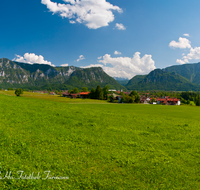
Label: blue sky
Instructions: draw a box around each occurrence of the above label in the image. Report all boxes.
[1,0,200,79]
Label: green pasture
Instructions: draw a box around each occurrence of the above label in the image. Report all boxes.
[0,93,200,189]
[0,91,108,104]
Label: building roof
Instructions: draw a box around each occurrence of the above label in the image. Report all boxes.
[157,97,180,102]
[80,92,90,95]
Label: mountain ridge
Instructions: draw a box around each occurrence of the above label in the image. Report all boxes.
[2,57,200,91]
[126,64,200,91]
[0,58,125,90]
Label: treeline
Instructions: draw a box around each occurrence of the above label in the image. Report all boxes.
[90,85,109,100]
[109,91,140,103]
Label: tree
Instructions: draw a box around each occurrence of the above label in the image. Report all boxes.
[55,90,58,94]
[72,87,79,94]
[129,95,135,103]
[15,88,23,96]
[196,94,200,106]
[90,88,96,99]
[121,93,126,103]
[82,87,88,92]
[150,97,156,103]
[130,91,140,103]
[103,86,109,100]
[95,85,103,100]
[99,90,104,100]
[59,91,63,97]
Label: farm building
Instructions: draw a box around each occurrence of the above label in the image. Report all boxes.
[140,96,150,103]
[157,98,181,105]
[69,93,80,99]
[62,91,70,97]
[80,92,90,98]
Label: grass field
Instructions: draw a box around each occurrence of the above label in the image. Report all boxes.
[0,91,109,104]
[0,91,200,189]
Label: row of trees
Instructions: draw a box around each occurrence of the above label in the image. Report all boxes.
[120,91,140,103]
[90,85,109,100]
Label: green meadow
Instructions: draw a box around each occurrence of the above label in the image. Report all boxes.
[0,92,200,189]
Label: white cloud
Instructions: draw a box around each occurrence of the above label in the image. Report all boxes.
[69,20,76,24]
[99,53,155,79]
[114,51,121,55]
[77,55,85,62]
[176,47,200,64]
[169,37,191,49]
[97,56,102,59]
[60,63,69,67]
[13,53,52,66]
[81,64,104,68]
[176,59,186,64]
[183,33,190,37]
[41,0,122,29]
[115,23,126,30]
[82,52,155,79]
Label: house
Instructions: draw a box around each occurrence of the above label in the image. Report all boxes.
[49,92,55,95]
[123,92,131,95]
[69,93,80,99]
[80,92,90,98]
[157,97,181,105]
[109,89,116,92]
[115,91,121,94]
[62,92,70,97]
[109,93,122,103]
[140,96,150,104]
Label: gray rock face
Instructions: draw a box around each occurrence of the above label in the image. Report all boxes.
[0,58,79,86]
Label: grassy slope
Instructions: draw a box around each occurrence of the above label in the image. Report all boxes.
[0,93,200,189]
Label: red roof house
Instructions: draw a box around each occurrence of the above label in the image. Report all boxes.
[157,97,180,105]
[80,92,90,98]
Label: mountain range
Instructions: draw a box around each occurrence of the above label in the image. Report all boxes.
[1,58,200,91]
[126,62,200,91]
[0,58,125,90]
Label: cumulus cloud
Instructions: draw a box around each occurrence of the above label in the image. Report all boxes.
[97,56,102,59]
[176,47,200,64]
[13,53,52,66]
[83,52,156,79]
[115,23,126,30]
[41,0,122,29]
[114,51,121,55]
[60,63,69,67]
[176,59,186,64]
[81,64,104,68]
[77,55,85,62]
[169,37,191,49]
[183,33,190,37]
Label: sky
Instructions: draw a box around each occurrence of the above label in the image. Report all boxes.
[1,0,200,79]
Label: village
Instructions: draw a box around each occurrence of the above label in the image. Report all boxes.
[29,90,181,105]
